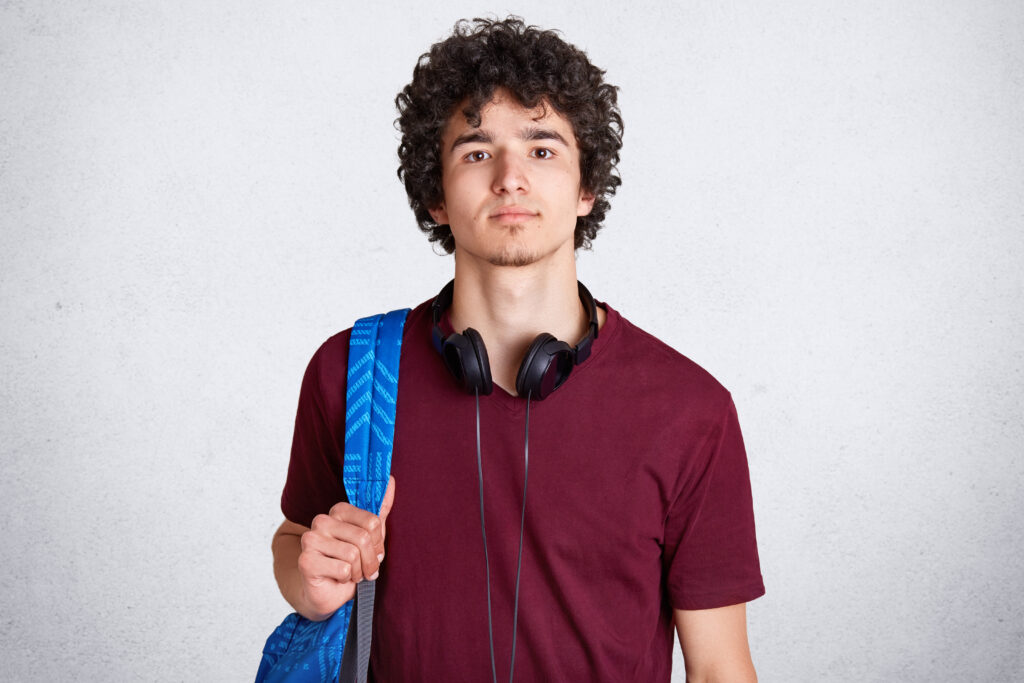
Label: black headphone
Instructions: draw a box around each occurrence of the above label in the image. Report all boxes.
[431,279,599,400]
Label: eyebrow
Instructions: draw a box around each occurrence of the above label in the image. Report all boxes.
[449,126,570,152]
[450,131,492,151]
[522,126,569,147]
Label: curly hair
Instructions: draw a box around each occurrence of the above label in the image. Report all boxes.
[395,17,623,253]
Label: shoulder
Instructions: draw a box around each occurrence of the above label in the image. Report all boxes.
[302,299,434,388]
[601,304,734,415]
[303,327,352,386]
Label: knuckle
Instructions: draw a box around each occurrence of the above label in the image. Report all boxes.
[354,529,372,548]
[328,501,352,518]
[311,514,330,531]
[365,517,382,534]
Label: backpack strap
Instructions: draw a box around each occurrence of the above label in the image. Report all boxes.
[339,308,409,683]
[343,313,381,510]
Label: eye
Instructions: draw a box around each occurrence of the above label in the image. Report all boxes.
[531,148,555,159]
[464,150,491,162]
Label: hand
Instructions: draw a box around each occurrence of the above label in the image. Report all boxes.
[297,476,396,619]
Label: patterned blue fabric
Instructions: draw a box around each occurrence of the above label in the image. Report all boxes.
[255,606,352,683]
[365,310,404,513]
[343,314,382,512]
[256,309,409,683]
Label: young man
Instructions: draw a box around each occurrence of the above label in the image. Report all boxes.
[272,18,764,682]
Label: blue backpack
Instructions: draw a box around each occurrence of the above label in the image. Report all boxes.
[256,309,410,683]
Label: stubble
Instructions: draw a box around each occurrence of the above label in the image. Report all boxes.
[485,223,538,267]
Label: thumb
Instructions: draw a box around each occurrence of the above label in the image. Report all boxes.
[378,476,396,528]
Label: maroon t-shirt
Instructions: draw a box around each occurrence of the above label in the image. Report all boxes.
[282,299,764,682]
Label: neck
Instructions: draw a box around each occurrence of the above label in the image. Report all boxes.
[449,253,590,395]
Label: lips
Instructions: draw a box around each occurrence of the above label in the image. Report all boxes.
[489,206,538,220]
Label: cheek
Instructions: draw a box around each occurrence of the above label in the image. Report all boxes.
[445,174,486,216]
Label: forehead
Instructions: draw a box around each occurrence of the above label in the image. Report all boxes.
[441,90,576,141]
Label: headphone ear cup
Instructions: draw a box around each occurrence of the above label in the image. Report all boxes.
[441,333,474,394]
[516,333,573,400]
[461,327,493,395]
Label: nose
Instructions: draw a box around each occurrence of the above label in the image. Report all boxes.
[492,153,529,195]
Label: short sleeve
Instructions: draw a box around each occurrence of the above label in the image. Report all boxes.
[280,334,351,528]
[663,399,765,610]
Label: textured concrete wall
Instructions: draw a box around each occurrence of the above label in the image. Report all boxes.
[1,1,1021,680]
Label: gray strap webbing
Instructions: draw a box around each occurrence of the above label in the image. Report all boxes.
[338,579,376,683]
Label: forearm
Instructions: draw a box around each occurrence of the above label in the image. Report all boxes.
[676,604,757,683]
[685,663,757,683]
[271,524,338,622]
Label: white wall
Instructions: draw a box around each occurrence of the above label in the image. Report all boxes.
[2,1,1021,680]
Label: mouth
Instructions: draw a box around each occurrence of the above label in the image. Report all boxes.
[489,206,538,223]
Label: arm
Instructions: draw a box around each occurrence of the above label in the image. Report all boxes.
[272,476,395,622]
[675,603,757,683]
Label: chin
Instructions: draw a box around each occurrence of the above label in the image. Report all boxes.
[487,247,539,268]
[477,228,538,267]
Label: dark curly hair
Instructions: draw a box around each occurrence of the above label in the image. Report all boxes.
[395,17,623,253]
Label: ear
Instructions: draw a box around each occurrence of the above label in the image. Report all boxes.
[576,189,596,217]
[428,202,449,225]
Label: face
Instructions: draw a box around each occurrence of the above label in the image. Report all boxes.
[429,90,595,268]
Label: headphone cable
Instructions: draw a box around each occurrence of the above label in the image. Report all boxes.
[475,388,498,683]
[475,387,531,683]
[509,391,530,683]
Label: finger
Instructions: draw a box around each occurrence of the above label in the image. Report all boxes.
[297,547,360,617]
[326,504,387,557]
[303,574,357,619]
[327,501,378,527]
[379,476,396,524]
[330,500,389,548]
[377,476,396,551]
[306,518,380,580]
[298,543,356,584]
